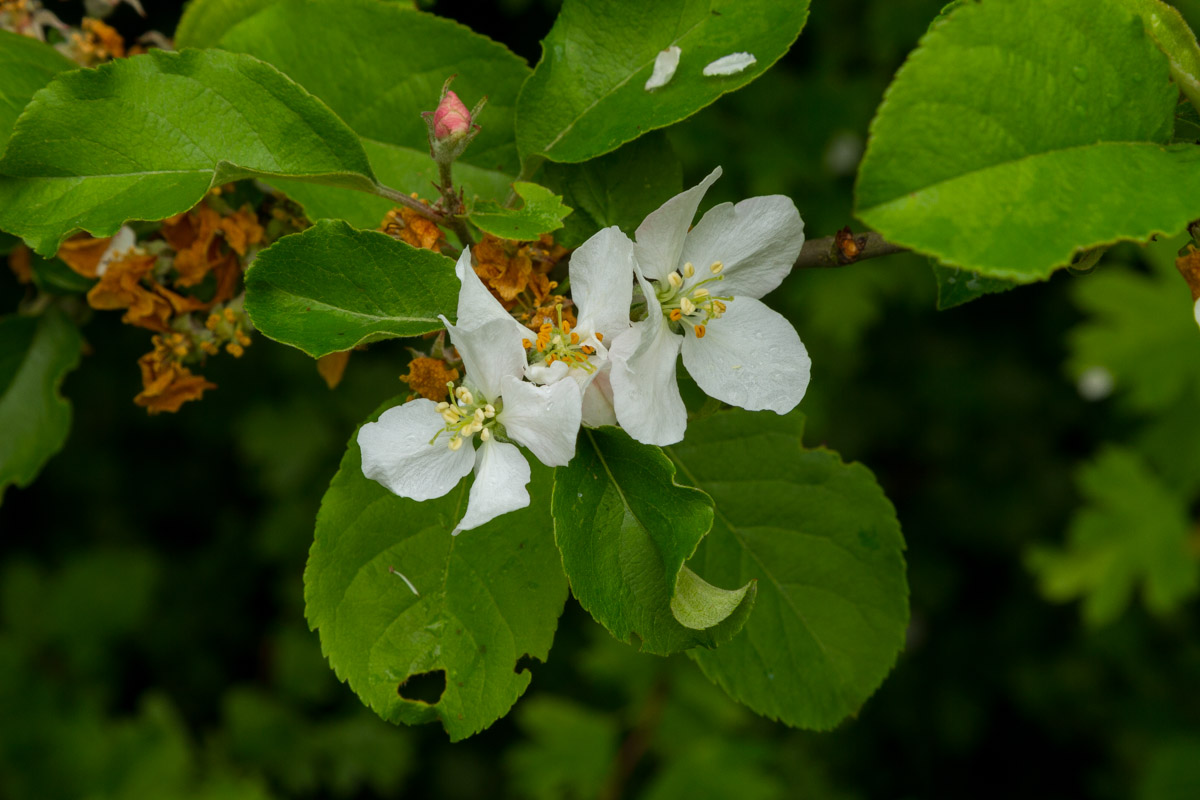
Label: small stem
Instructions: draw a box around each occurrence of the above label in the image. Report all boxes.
[435,160,475,248]
[793,230,907,269]
[373,183,447,223]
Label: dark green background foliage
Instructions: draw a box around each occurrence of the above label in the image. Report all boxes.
[3,1,1200,798]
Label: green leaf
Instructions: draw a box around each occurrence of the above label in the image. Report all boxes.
[174,0,284,49]
[216,0,527,222]
[468,182,571,241]
[243,219,459,359]
[1026,447,1199,627]
[553,427,756,656]
[855,0,1196,281]
[516,0,811,163]
[0,311,81,504]
[0,49,378,256]
[275,139,513,230]
[0,30,74,156]
[932,264,1018,311]
[667,409,909,730]
[305,400,569,741]
[1066,246,1200,413]
[505,696,619,800]
[541,132,683,247]
[29,254,95,295]
[1130,0,1200,109]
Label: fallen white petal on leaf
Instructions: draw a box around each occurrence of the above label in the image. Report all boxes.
[645,45,682,91]
[702,52,757,76]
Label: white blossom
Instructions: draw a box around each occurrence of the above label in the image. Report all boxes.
[609,166,810,446]
[358,251,581,533]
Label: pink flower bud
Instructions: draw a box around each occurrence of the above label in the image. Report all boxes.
[433,90,472,139]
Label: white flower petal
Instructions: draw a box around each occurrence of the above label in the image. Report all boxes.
[644,45,681,91]
[581,368,617,427]
[634,167,722,282]
[680,296,809,414]
[442,315,527,400]
[610,312,687,446]
[455,440,531,534]
[358,400,475,500]
[499,374,582,467]
[453,247,512,330]
[1195,297,1200,329]
[97,225,137,276]
[527,359,570,385]
[680,195,805,299]
[702,52,756,76]
[570,226,636,341]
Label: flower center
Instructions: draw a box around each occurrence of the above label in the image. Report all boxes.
[522,303,601,373]
[654,260,732,338]
[430,382,502,450]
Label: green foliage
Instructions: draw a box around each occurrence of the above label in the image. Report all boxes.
[0,49,378,256]
[468,182,572,240]
[931,265,1018,310]
[553,427,756,656]
[505,696,619,800]
[0,311,80,506]
[244,219,459,358]
[1138,739,1200,800]
[1027,447,1199,627]
[1066,243,1200,413]
[305,400,569,740]
[669,410,909,730]
[516,0,811,163]
[856,0,1193,280]
[1131,0,1200,108]
[541,132,684,247]
[641,743,784,800]
[174,0,285,49]
[216,0,526,226]
[0,30,74,155]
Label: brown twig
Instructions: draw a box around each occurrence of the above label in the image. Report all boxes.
[793,227,907,269]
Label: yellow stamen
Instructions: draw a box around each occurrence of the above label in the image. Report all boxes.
[692,287,710,298]
[522,338,532,349]
[667,272,683,289]
[223,308,237,323]
[595,332,604,342]
[683,262,695,278]
[448,436,464,451]
[226,342,244,357]
[669,309,683,321]
[480,428,492,442]
[710,261,724,274]
[570,331,580,344]
[694,324,707,338]
[680,297,696,315]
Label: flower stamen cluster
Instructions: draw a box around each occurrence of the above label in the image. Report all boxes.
[523,305,599,373]
[651,261,732,339]
[433,382,500,450]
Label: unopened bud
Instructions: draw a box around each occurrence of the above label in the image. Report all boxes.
[433,90,472,140]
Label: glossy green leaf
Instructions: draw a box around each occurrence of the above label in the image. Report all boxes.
[541,132,683,247]
[1026,447,1199,627]
[305,400,569,741]
[468,182,570,241]
[217,0,526,223]
[0,49,379,257]
[516,0,810,163]
[505,696,618,800]
[0,30,73,156]
[668,410,909,730]
[553,427,756,656]
[243,219,459,359]
[1130,0,1200,108]
[1066,245,1200,413]
[174,0,283,49]
[856,0,1197,281]
[0,311,81,505]
[932,264,1018,311]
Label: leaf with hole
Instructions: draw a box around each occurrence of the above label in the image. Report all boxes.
[305,400,569,740]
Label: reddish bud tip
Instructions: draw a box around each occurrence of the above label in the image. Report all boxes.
[433,90,472,139]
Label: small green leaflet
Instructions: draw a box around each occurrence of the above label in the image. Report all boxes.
[1026,447,1199,627]
[0,30,74,155]
[305,400,569,741]
[668,410,909,730]
[931,264,1018,310]
[0,49,379,256]
[516,0,810,163]
[856,0,1199,281]
[553,427,756,656]
[469,183,572,241]
[1128,0,1200,109]
[0,311,82,506]
[243,220,459,359]
[216,0,525,225]
[541,132,683,247]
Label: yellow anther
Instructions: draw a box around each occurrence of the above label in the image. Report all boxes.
[205,314,219,331]
[522,338,532,349]
[710,261,724,274]
[455,386,466,399]
[236,331,252,347]
[694,324,707,338]
[570,332,580,344]
[223,308,238,323]
[669,309,683,321]
[692,287,710,298]
[667,272,683,289]
[582,345,595,355]
[595,332,604,342]
[683,262,695,278]
[226,342,245,358]
[173,345,189,357]
[562,319,572,335]
[448,436,464,451]
[436,401,450,412]
[474,408,486,422]
[680,297,696,315]
[714,300,727,313]
[480,428,492,442]
[483,404,496,418]
[441,408,461,424]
